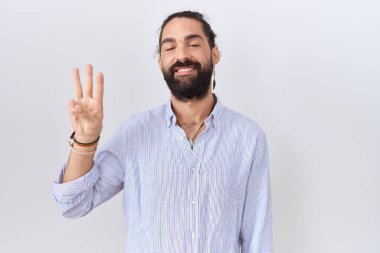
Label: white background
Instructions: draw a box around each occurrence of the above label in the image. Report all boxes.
[0,0,379,252]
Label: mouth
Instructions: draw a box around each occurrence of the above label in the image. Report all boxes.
[174,66,196,76]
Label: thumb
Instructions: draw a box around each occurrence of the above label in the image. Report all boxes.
[67,99,83,116]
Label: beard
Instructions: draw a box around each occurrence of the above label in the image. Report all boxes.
[162,57,214,102]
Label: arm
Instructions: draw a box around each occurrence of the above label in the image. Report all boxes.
[51,64,125,218]
[63,64,104,182]
[52,126,126,218]
[240,131,273,253]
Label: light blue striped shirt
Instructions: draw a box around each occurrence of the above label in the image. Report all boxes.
[52,94,273,253]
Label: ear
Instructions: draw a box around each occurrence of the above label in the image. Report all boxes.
[211,47,220,65]
[158,57,163,72]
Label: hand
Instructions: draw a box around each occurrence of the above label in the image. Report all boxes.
[67,64,104,143]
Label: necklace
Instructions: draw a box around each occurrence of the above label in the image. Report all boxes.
[176,120,204,144]
[175,95,216,145]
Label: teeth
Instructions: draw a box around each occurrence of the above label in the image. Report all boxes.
[177,68,193,73]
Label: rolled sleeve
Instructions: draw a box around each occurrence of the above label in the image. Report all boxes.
[52,163,99,203]
[51,122,127,218]
[51,164,100,218]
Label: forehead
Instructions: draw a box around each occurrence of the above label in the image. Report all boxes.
[161,18,206,42]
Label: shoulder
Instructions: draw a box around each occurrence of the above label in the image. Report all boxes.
[217,104,268,162]
[220,106,266,141]
[118,103,167,132]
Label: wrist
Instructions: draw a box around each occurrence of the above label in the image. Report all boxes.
[70,131,100,147]
[72,142,97,151]
[68,138,98,156]
[70,143,97,155]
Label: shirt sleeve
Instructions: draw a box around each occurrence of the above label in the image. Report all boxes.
[240,131,273,253]
[51,124,126,218]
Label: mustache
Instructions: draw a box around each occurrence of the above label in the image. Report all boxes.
[169,59,202,75]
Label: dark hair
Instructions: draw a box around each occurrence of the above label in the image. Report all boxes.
[157,11,217,55]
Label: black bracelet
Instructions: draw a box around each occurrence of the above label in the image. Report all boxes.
[70,131,100,147]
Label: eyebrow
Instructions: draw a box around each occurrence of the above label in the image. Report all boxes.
[161,34,204,46]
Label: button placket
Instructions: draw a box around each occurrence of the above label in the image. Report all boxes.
[190,164,200,253]
[188,130,209,253]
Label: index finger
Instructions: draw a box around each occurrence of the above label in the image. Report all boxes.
[72,67,83,100]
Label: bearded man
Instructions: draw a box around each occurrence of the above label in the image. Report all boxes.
[52,10,273,253]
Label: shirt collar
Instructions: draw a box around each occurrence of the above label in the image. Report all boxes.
[164,93,224,128]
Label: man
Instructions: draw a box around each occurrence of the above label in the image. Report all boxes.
[52,11,273,253]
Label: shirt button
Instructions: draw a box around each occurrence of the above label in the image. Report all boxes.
[191,232,195,239]
[192,200,196,205]
[192,167,196,172]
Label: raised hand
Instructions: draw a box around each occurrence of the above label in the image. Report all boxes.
[67,64,104,143]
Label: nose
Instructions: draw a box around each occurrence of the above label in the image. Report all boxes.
[174,45,190,62]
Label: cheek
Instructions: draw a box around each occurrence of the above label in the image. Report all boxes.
[195,52,211,64]
[161,63,172,74]
[160,57,171,70]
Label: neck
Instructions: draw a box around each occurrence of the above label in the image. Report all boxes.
[171,89,215,127]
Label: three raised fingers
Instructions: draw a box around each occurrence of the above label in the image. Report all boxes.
[72,64,104,103]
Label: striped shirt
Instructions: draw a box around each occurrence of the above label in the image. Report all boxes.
[52,94,273,253]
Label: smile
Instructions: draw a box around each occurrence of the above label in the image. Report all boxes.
[174,67,196,76]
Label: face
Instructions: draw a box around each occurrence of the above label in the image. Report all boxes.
[158,18,220,101]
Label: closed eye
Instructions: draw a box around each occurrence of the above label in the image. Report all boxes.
[190,44,200,47]
[165,47,175,51]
